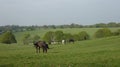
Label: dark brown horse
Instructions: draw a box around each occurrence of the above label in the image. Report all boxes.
[34,41,49,53]
[69,39,75,43]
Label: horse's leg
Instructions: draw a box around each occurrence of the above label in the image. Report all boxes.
[43,48,44,53]
[43,48,47,53]
[36,47,38,53]
[45,48,47,53]
[38,47,40,53]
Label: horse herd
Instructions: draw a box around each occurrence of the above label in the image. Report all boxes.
[33,39,75,53]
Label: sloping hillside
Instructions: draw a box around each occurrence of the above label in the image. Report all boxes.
[0,36,120,67]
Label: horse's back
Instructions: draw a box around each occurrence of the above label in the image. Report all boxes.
[34,41,49,48]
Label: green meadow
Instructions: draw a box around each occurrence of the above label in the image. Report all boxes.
[0,28,120,67]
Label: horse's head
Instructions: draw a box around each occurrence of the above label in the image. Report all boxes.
[45,43,49,49]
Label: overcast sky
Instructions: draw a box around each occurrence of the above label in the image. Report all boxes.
[0,0,120,26]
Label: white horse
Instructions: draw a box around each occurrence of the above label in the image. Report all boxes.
[62,40,65,44]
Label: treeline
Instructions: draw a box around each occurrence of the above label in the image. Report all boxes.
[43,30,89,44]
[0,25,35,34]
[21,28,120,45]
[0,28,120,44]
[0,22,120,34]
[43,28,120,44]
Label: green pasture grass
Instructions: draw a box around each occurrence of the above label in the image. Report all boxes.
[0,36,120,67]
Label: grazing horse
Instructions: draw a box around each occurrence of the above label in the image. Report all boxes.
[62,40,65,44]
[34,41,49,53]
[69,39,75,43]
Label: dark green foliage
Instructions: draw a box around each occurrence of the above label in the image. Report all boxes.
[0,31,17,44]
[94,28,112,38]
[78,31,89,41]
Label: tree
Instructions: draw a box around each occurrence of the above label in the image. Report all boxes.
[43,25,48,29]
[50,25,56,29]
[73,34,79,41]
[0,31,17,44]
[78,31,89,41]
[63,33,73,42]
[54,30,64,42]
[94,28,112,38]
[107,22,117,27]
[23,34,31,45]
[94,23,107,28]
[43,31,54,43]
[113,29,120,36]
[33,35,40,43]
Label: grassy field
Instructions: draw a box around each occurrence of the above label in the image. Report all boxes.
[0,35,120,67]
[0,28,120,67]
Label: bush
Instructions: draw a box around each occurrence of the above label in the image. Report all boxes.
[78,31,89,41]
[73,34,79,41]
[63,33,73,42]
[112,29,120,36]
[94,28,112,38]
[33,35,40,43]
[43,31,54,43]
[0,31,17,44]
[54,30,64,42]
[43,30,90,43]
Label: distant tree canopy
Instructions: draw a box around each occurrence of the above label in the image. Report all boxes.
[0,31,17,44]
[94,28,112,38]
[0,22,119,33]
